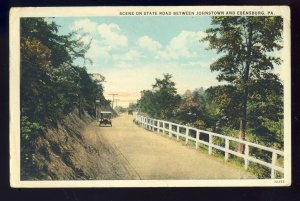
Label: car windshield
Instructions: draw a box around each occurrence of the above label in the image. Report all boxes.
[100,113,111,118]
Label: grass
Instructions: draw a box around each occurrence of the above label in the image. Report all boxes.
[138,123,284,179]
[227,154,245,167]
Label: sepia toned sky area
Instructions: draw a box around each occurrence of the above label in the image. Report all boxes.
[51,16,282,107]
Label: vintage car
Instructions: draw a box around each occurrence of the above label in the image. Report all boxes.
[99,111,112,127]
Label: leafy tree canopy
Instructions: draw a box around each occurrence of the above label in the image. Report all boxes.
[202,16,283,150]
[139,74,180,119]
[203,16,283,84]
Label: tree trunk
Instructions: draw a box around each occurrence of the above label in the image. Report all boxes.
[238,22,253,153]
[238,86,248,153]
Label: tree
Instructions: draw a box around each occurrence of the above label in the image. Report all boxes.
[206,85,242,130]
[247,73,283,148]
[202,16,283,152]
[20,18,93,124]
[176,92,200,125]
[20,18,107,177]
[21,18,91,67]
[139,74,180,119]
[128,102,139,111]
[152,74,181,119]
[175,89,215,130]
[139,90,156,116]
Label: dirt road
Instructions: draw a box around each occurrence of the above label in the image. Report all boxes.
[92,114,255,179]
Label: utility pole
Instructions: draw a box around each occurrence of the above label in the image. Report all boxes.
[109,93,118,109]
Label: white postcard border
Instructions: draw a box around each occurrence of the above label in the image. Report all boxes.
[9,6,291,187]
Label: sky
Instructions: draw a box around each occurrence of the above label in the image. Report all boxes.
[51,16,282,107]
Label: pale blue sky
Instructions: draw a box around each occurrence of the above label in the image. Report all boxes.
[51,16,282,107]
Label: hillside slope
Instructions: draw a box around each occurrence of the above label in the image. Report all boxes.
[21,109,134,180]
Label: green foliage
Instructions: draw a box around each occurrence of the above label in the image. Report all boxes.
[202,16,283,152]
[139,90,156,116]
[136,16,284,179]
[206,85,242,130]
[174,89,217,130]
[206,79,283,149]
[247,74,284,148]
[21,115,43,144]
[20,115,43,178]
[203,16,283,84]
[20,18,107,175]
[21,18,91,67]
[128,102,139,111]
[21,17,104,126]
[139,74,181,119]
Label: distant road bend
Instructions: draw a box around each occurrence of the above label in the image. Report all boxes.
[91,114,255,179]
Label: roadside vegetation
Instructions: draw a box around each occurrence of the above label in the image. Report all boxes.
[20,16,284,179]
[20,18,109,178]
[137,16,284,178]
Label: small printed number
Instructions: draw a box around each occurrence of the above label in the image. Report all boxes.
[274,179,284,183]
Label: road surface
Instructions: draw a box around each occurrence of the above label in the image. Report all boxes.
[91,114,255,179]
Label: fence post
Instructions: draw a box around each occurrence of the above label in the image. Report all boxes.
[152,119,155,131]
[271,152,278,179]
[146,118,148,129]
[176,126,179,141]
[208,134,212,155]
[225,138,229,161]
[135,116,285,177]
[185,127,189,144]
[196,131,200,149]
[244,144,249,170]
[158,121,162,133]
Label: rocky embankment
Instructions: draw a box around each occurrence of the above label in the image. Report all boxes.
[21,109,133,180]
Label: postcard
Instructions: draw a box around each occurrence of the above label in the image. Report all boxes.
[10,6,291,187]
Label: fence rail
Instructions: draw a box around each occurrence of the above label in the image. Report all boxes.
[134,115,284,179]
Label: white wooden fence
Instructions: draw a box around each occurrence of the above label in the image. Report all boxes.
[134,115,284,179]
